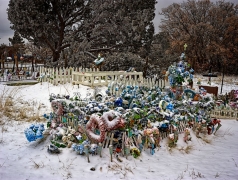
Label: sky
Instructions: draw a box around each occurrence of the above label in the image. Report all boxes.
[0,0,237,45]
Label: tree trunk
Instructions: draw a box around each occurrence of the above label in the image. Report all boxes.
[63,51,68,68]
[143,56,149,78]
[16,56,18,72]
[53,51,60,63]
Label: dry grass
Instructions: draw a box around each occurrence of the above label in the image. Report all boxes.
[30,158,44,169]
[189,169,205,179]
[184,145,193,154]
[178,145,194,154]
[107,162,134,178]
[1,126,8,133]
[201,137,212,144]
[0,86,45,122]
[0,86,21,118]
[18,107,29,119]
[176,172,185,180]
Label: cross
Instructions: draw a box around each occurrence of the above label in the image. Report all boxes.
[184,43,188,51]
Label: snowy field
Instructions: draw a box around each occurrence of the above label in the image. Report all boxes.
[0,75,238,180]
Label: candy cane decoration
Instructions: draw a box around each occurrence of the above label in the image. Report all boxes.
[86,114,106,143]
[101,110,125,131]
[85,110,125,143]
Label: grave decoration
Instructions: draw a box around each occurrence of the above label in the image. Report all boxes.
[39,83,221,161]
[167,53,194,87]
[24,124,45,142]
[23,62,223,162]
[94,54,105,65]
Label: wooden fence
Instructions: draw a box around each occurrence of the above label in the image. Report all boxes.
[210,109,238,119]
[39,66,167,88]
[39,66,73,85]
[72,69,143,87]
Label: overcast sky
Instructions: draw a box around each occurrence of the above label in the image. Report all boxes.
[0,0,237,45]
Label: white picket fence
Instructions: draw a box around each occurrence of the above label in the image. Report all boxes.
[210,109,238,119]
[39,66,167,88]
[72,69,143,87]
[39,66,73,85]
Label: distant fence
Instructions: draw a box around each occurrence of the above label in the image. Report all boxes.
[0,65,44,82]
[210,109,238,119]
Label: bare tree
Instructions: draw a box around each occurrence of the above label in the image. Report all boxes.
[159,0,238,73]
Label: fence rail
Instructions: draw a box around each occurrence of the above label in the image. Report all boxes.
[29,67,168,89]
[39,66,72,85]
[210,109,238,119]
[72,69,144,87]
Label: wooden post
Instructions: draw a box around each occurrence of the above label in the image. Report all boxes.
[84,144,90,163]
[98,143,102,157]
[14,54,18,72]
[125,145,130,159]
[109,145,113,162]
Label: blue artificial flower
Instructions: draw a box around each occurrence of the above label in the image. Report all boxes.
[180,53,185,60]
[39,124,45,132]
[180,67,185,73]
[166,103,174,111]
[24,128,36,142]
[35,129,43,139]
[115,97,123,107]
[184,71,190,77]
[29,124,34,130]
[33,124,39,132]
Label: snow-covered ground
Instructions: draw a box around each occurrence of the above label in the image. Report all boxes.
[0,76,238,180]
